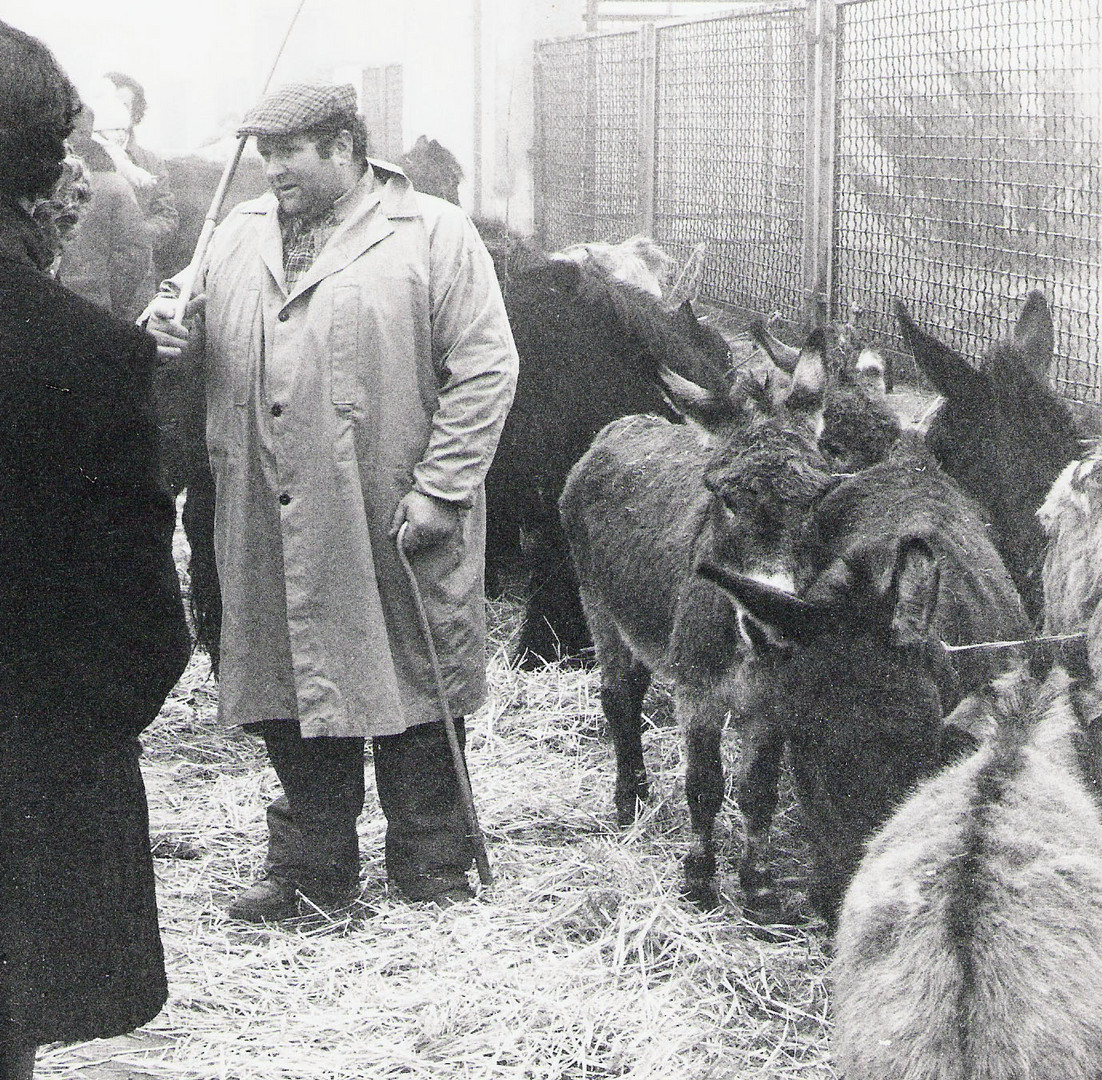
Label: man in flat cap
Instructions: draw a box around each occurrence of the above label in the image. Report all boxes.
[147,81,518,920]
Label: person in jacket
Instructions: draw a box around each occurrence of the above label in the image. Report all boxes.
[0,20,192,1080]
[96,71,180,299]
[146,81,518,921]
[56,105,153,320]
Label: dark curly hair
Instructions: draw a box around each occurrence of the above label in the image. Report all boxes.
[104,70,146,125]
[303,112,372,166]
[0,20,82,202]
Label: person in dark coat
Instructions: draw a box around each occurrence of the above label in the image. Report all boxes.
[0,20,192,1080]
[56,106,153,321]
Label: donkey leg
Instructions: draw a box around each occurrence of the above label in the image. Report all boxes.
[735,711,790,922]
[517,516,593,668]
[602,659,653,827]
[588,607,652,826]
[680,692,725,910]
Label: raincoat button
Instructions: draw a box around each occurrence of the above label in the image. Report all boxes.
[279,493,291,505]
[278,310,289,322]
[271,403,283,417]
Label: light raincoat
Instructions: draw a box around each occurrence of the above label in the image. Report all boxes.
[164,165,517,737]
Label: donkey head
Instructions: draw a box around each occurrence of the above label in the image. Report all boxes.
[896,291,1080,622]
[661,335,833,596]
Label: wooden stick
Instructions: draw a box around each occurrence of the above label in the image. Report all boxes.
[172,0,309,322]
[397,522,494,888]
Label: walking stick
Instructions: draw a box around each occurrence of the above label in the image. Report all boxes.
[172,0,310,323]
[396,522,494,888]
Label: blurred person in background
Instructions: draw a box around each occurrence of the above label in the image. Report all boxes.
[95,71,179,297]
[55,104,153,320]
[146,81,518,922]
[0,19,191,1080]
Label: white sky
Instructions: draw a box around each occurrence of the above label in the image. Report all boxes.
[2,0,488,155]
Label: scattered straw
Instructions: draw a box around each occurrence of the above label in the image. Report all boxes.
[38,520,835,1080]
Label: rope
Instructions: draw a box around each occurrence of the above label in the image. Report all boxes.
[941,631,1087,654]
[396,523,493,887]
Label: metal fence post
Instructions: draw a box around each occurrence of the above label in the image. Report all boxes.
[532,45,549,250]
[637,23,658,237]
[802,0,838,324]
[584,37,598,239]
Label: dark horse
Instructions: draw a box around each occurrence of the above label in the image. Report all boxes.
[488,249,733,666]
[398,136,463,206]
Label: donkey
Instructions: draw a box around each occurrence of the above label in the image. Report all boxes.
[895,291,1082,623]
[698,440,1029,927]
[749,311,901,473]
[832,660,1102,1080]
[559,337,832,912]
[1038,441,1102,677]
[550,236,675,302]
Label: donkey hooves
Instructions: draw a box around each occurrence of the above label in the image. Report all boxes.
[682,851,720,910]
[614,791,650,828]
[682,878,722,911]
[740,890,803,938]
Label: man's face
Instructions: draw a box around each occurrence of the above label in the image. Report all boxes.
[256,134,347,217]
[114,85,136,126]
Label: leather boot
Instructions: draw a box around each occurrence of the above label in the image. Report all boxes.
[228,722,365,919]
[226,869,361,922]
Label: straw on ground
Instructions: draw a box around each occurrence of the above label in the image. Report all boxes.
[40,525,835,1080]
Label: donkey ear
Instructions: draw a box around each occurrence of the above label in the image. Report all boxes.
[1012,291,1054,380]
[748,316,802,375]
[697,561,817,643]
[894,298,986,405]
[784,327,828,434]
[887,537,941,647]
[658,366,733,432]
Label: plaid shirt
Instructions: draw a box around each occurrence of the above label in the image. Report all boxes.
[280,207,338,290]
[277,172,378,290]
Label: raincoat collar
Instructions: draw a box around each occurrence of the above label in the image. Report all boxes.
[249,160,422,300]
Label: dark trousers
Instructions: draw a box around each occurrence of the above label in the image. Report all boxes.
[252,719,474,901]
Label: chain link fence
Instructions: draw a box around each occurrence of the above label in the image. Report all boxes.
[653,8,807,320]
[533,0,1102,401]
[534,31,642,245]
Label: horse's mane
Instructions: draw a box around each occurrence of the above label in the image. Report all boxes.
[558,260,733,399]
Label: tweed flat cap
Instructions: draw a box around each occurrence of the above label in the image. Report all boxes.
[238,81,358,136]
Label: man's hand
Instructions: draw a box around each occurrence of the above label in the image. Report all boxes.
[390,490,461,554]
[93,134,157,189]
[142,294,206,362]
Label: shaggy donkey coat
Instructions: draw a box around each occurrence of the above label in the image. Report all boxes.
[1038,442,1102,676]
[560,341,831,913]
[491,256,732,667]
[832,664,1102,1080]
[699,440,1028,926]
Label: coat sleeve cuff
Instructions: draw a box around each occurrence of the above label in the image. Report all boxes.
[412,482,473,511]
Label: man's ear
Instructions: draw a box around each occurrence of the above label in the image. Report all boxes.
[331,129,354,165]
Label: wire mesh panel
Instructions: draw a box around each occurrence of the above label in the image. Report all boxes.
[653,8,808,321]
[534,31,643,250]
[833,0,1102,399]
